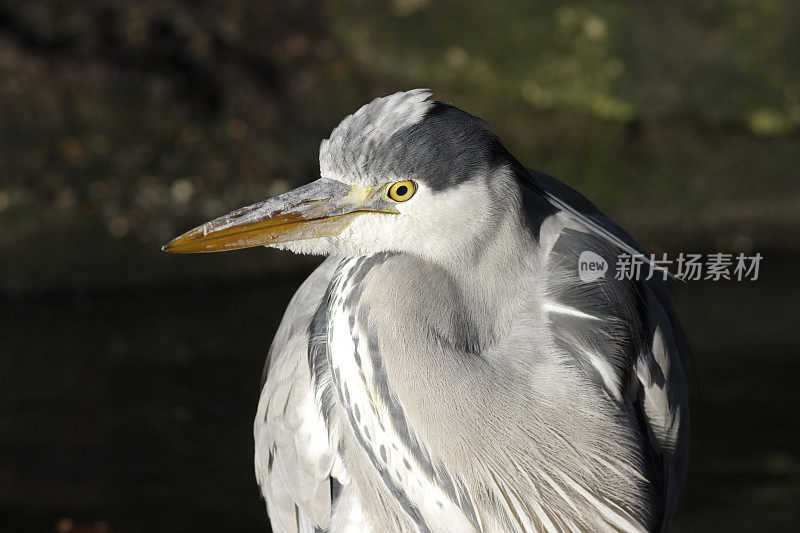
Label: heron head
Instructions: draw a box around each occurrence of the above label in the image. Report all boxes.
[163,89,519,264]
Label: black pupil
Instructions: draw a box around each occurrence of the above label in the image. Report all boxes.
[396,185,408,196]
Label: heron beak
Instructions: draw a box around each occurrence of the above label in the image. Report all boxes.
[163,178,396,254]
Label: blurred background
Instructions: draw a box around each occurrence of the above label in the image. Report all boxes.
[1,0,798,531]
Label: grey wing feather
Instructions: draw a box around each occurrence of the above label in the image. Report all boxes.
[535,169,690,530]
[524,167,676,280]
[636,282,690,532]
[254,256,343,533]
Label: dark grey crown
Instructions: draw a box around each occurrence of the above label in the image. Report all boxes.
[319,89,514,191]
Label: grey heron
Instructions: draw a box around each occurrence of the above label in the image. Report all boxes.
[164,89,689,532]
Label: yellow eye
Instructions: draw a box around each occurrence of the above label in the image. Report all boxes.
[387,180,416,202]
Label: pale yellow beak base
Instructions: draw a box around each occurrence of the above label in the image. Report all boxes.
[162,179,396,254]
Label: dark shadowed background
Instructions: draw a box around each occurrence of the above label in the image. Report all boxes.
[1,1,798,531]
